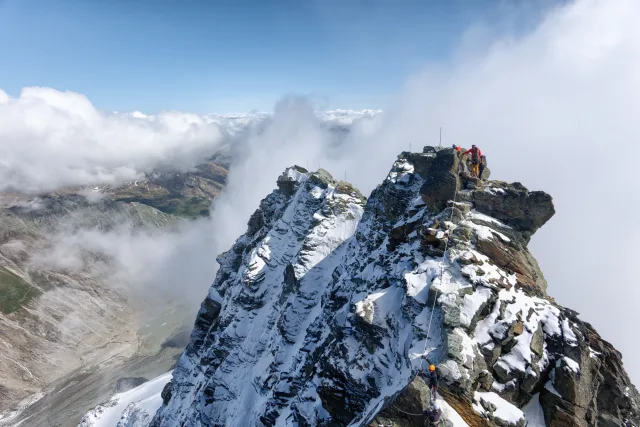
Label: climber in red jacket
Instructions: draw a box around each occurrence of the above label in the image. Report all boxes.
[462,145,482,177]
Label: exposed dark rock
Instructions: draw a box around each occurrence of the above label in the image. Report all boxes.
[184,296,222,358]
[246,208,265,237]
[276,166,307,196]
[474,182,555,242]
[480,166,491,181]
[160,380,173,406]
[530,323,545,358]
[406,147,461,213]
[372,377,458,427]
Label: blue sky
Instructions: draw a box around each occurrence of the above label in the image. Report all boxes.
[0,0,554,113]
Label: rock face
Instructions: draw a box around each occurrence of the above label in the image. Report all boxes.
[149,147,639,427]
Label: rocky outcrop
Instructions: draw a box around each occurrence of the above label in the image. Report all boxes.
[147,146,638,427]
[539,312,640,427]
[409,147,461,214]
[370,377,455,427]
[474,181,555,243]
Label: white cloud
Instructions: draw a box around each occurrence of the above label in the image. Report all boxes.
[13,198,45,211]
[0,87,225,194]
[78,188,106,204]
[30,217,217,310]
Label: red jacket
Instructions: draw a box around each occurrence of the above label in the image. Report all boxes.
[463,147,482,158]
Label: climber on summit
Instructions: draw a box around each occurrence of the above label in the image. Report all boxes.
[462,144,483,178]
[423,402,442,426]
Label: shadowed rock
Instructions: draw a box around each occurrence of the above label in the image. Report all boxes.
[411,147,461,213]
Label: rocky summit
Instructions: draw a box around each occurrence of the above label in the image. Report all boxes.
[145,146,638,426]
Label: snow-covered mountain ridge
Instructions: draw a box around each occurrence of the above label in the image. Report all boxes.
[104,146,638,426]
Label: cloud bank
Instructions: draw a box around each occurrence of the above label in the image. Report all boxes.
[30,217,217,311]
[0,87,225,193]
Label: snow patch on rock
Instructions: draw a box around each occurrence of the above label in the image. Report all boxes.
[473,391,525,426]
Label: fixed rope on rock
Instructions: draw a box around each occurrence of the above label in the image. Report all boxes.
[420,155,461,375]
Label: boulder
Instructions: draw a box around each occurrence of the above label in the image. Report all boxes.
[473,392,526,427]
[478,371,494,391]
[457,189,475,203]
[530,324,545,358]
[439,293,462,328]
